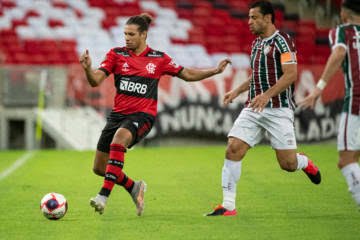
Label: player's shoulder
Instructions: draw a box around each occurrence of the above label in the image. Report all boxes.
[110,47,130,56]
[273,31,295,50]
[334,23,355,34]
[338,23,351,29]
[145,48,166,58]
[275,31,293,42]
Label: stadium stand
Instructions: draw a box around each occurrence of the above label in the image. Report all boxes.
[0,0,337,67]
[0,0,342,149]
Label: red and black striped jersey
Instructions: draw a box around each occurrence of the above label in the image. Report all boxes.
[98,46,183,117]
[329,24,360,115]
[247,30,297,109]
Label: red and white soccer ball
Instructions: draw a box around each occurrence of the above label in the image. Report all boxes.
[40,192,68,220]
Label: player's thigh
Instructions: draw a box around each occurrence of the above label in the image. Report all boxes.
[337,113,360,152]
[228,108,265,148]
[263,108,297,150]
[96,117,123,154]
[112,128,133,147]
[118,114,154,148]
[93,150,109,176]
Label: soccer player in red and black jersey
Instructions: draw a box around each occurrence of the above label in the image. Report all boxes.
[206,1,321,216]
[79,13,231,215]
[300,0,360,207]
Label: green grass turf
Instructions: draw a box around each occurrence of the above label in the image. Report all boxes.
[0,144,359,240]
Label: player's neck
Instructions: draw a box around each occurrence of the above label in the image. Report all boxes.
[260,25,276,39]
[133,43,147,55]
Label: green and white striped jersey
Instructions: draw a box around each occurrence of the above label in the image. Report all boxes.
[248,30,297,109]
[329,24,360,115]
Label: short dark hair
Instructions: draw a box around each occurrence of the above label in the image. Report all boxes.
[249,0,275,23]
[342,0,360,14]
[126,13,153,32]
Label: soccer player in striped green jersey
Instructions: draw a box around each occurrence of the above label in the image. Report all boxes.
[300,0,360,207]
[206,0,321,217]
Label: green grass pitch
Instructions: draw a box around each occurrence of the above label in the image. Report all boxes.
[0,144,359,240]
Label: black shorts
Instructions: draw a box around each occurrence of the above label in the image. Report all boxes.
[97,111,155,153]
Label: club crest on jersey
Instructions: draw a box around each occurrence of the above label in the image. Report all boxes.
[146,63,156,74]
[263,45,271,55]
[122,62,129,72]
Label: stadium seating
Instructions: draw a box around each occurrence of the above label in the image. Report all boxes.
[0,0,336,111]
[0,0,334,67]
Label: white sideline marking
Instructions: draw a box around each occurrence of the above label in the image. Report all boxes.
[0,151,35,181]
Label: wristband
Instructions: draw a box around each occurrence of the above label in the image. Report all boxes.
[316,79,327,90]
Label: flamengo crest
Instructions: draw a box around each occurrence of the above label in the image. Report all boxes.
[146,63,156,74]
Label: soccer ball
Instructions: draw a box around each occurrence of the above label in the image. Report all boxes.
[40,192,68,220]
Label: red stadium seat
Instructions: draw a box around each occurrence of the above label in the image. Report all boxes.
[0,0,336,114]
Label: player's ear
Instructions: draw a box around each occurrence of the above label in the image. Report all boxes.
[141,30,148,40]
[264,14,271,23]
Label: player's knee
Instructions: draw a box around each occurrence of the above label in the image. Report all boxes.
[279,161,297,172]
[337,152,357,169]
[338,159,352,169]
[226,143,245,160]
[92,167,105,176]
[338,161,345,169]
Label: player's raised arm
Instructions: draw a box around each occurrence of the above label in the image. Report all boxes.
[79,49,107,87]
[178,58,231,82]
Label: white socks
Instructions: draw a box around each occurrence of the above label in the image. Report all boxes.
[222,159,242,210]
[341,163,360,205]
[296,153,309,170]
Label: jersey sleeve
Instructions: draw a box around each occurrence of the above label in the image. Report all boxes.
[276,33,297,65]
[161,54,184,76]
[98,49,117,76]
[328,28,337,48]
[332,25,347,51]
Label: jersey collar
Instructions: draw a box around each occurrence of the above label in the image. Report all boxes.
[260,30,279,41]
[127,45,151,57]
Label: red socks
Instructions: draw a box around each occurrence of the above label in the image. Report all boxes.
[99,144,134,196]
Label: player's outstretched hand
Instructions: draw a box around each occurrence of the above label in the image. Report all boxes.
[298,88,322,109]
[79,49,92,70]
[215,58,232,74]
[250,93,270,112]
[223,90,238,106]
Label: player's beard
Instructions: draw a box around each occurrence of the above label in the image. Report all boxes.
[249,26,262,36]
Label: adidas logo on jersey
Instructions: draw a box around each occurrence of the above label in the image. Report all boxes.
[122,62,130,72]
[120,80,148,94]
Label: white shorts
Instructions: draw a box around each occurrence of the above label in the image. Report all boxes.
[338,113,360,151]
[228,107,297,150]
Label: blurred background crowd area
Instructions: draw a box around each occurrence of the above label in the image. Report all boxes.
[0,0,344,150]
[0,0,342,67]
